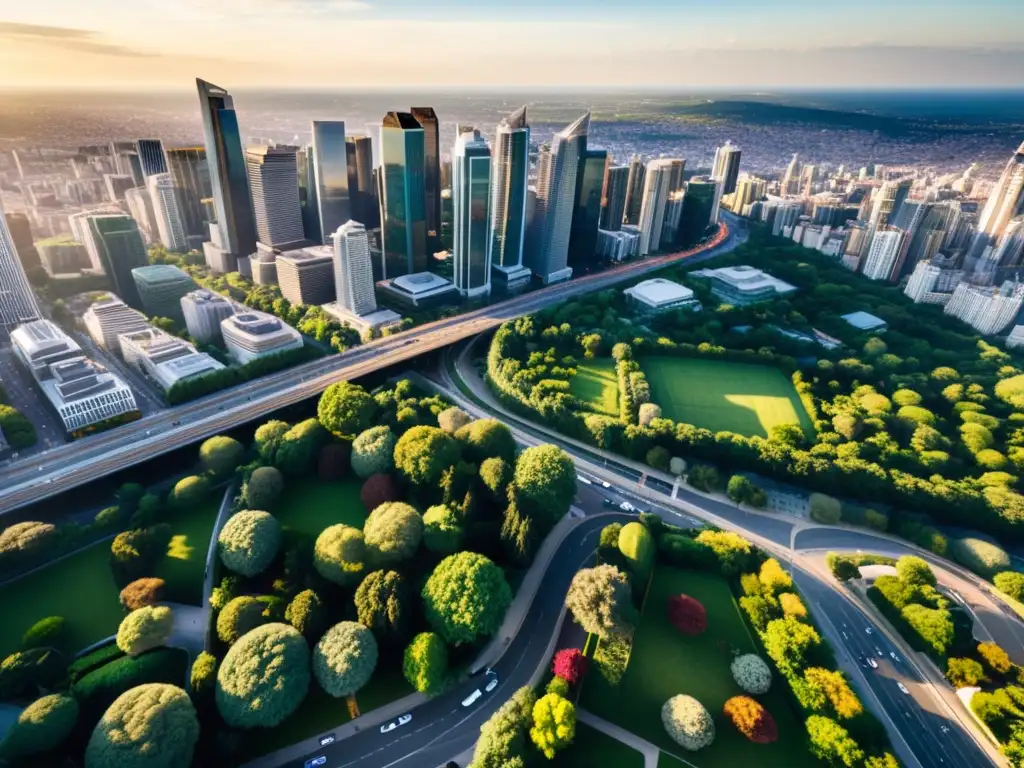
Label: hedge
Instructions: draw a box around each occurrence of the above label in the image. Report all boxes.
[72,647,189,729]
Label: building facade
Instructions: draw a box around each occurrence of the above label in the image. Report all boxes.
[87,215,149,309]
[712,141,742,195]
[165,147,212,247]
[275,246,336,306]
[944,280,1024,335]
[860,230,905,281]
[331,220,377,317]
[0,203,41,330]
[410,107,441,239]
[380,112,428,280]
[245,145,305,249]
[147,173,188,252]
[452,129,491,297]
[568,148,608,272]
[345,135,377,228]
[638,158,685,255]
[977,141,1024,239]
[83,296,149,349]
[135,139,168,178]
[488,106,531,287]
[312,121,352,244]
[623,155,645,226]
[600,165,629,232]
[132,264,195,321]
[181,289,235,343]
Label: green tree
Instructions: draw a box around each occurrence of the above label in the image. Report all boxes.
[189,652,217,709]
[394,426,461,486]
[364,502,423,566]
[946,657,987,688]
[199,435,244,477]
[217,510,282,577]
[116,606,173,657]
[85,684,198,768]
[978,642,1013,676]
[216,596,271,645]
[694,530,754,576]
[759,558,793,596]
[804,667,863,719]
[313,524,366,587]
[244,466,284,509]
[318,381,376,437]
[763,616,821,676]
[479,457,512,500]
[312,621,379,698]
[254,420,290,463]
[355,570,410,646]
[529,692,576,759]
[617,522,654,580]
[809,493,841,524]
[994,571,1024,602]
[275,418,326,475]
[805,715,864,767]
[168,475,209,510]
[285,589,328,642]
[350,426,396,478]
[403,632,448,695]
[423,504,464,555]
[512,444,577,527]
[896,555,936,587]
[422,552,512,645]
[456,418,517,463]
[565,564,635,638]
[727,474,754,504]
[469,685,535,768]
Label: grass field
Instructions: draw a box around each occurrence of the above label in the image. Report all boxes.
[274,476,366,538]
[571,359,620,417]
[552,723,645,767]
[642,357,813,438]
[155,496,222,605]
[581,566,816,768]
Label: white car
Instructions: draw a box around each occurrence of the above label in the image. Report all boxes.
[619,502,635,512]
[875,648,884,657]
[577,475,593,485]
[305,758,327,768]
[890,652,901,663]
[462,689,483,707]
[601,481,611,489]
[318,733,336,747]
[867,657,878,669]
[897,682,910,695]
[940,726,950,734]
[865,627,873,635]
[380,714,411,734]
[486,672,499,692]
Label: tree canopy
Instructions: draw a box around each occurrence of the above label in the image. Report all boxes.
[422,552,512,645]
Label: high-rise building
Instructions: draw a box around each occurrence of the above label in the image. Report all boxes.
[132,264,195,321]
[977,141,1024,239]
[676,179,718,249]
[712,141,742,195]
[165,147,212,246]
[623,155,646,225]
[781,154,801,196]
[994,217,1024,268]
[135,139,168,178]
[147,173,188,252]
[312,121,351,244]
[88,214,150,309]
[181,289,235,344]
[944,279,1024,335]
[275,246,336,306]
[379,112,427,279]
[332,220,377,317]
[124,187,157,243]
[196,78,258,272]
[452,128,491,297]
[488,106,531,287]
[527,112,589,284]
[104,174,135,202]
[868,179,912,230]
[0,204,41,330]
[410,107,440,239]
[38,237,89,276]
[568,149,608,271]
[245,145,305,249]
[297,145,319,243]
[345,135,377,228]
[69,207,123,271]
[600,165,629,232]
[638,158,685,255]
[4,212,44,283]
[860,230,905,281]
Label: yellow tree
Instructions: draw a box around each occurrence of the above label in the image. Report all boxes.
[529,693,576,759]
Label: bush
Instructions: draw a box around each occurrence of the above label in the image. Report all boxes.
[216,623,310,728]
[254,419,290,462]
[546,676,570,697]
[84,684,198,768]
[438,406,473,434]
[646,446,671,471]
[318,381,376,438]
[216,596,271,645]
[731,654,772,694]
[423,504,464,555]
[68,645,124,685]
[364,502,423,566]
[313,621,379,698]
[403,632,448,695]
[275,418,326,475]
[694,529,754,576]
[394,425,461,487]
[978,642,1013,675]
[896,555,936,587]
[529,692,576,759]
[244,466,284,509]
[951,537,1012,578]
[723,695,778,744]
[313,524,366,586]
[455,418,516,463]
[471,685,535,767]
[617,521,654,580]
[809,493,841,524]
[0,647,66,700]
[670,456,687,476]
[759,558,793,595]
[189,651,217,707]
[552,648,588,685]
[946,657,987,688]
[565,564,635,638]
[994,571,1024,602]
[687,465,721,492]
[21,616,67,652]
[661,694,715,751]
[479,457,512,499]
[116,606,173,657]
[350,426,396,478]
[218,510,282,577]
[804,667,863,719]
[168,475,210,510]
[94,506,122,528]
[667,594,707,636]
[658,534,718,570]
[806,715,864,767]
[285,589,328,642]
[317,442,351,480]
[119,578,166,612]
[0,521,57,568]
[360,473,402,513]
[72,648,188,728]
[0,692,78,758]
[109,525,172,588]
[779,592,807,619]
[422,552,512,645]
[199,435,245,477]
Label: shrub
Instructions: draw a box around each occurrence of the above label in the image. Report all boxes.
[313,621,379,698]
[275,418,326,475]
[0,521,57,569]
[694,529,754,576]
[804,667,863,719]
[423,504,464,555]
[168,475,210,510]
[471,685,535,767]
[0,693,77,758]
[896,555,936,587]
[217,510,281,578]
[216,623,310,728]
[529,692,576,759]
[116,606,173,657]
[318,381,376,438]
[759,558,793,595]
[994,571,1024,602]
[565,564,635,638]
[455,418,516,463]
[216,596,271,645]
[244,466,284,509]
[318,442,352,480]
[355,570,411,646]
[394,425,461,486]
[661,694,715,751]
[438,406,473,434]
[723,695,778,744]
[667,594,707,636]
[731,654,772,694]
[978,642,1013,675]
[687,464,721,492]
[546,676,570,697]
[479,457,512,499]
[360,473,402,512]
[658,534,718,570]
[68,645,124,685]
[513,445,577,526]
[285,589,328,642]
[946,657,987,688]
[84,684,198,768]
[617,521,654,580]
[951,537,1011,578]
[72,648,188,729]
[646,446,671,471]
[94,506,122,528]
[669,456,687,476]
[806,715,864,767]
[902,604,954,657]
[21,616,67,652]
[763,616,821,676]
[552,648,588,685]
[119,578,166,612]
[809,493,841,524]
[254,419,290,462]
[422,552,512,645]
[313,524,366,586]
[189,651,217,707]
[779,592,808,619]
[0,647,65,699]
[350,426,396,478]
[109,524,172,588]
[403,632,448,695]
[199,435,245,477]
[364,502,423,565]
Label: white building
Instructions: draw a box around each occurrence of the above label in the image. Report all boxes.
[181,289,235,344]
[860,230,905,281]
[82,296,149,350]
[1006,325,1024,349]
[69,207,122,271]
[124,187,157,243]
[690,265,797,305]
[944,280,1024,336]
[381,272,459,307]
[221,310,303,364]
[596,227,642,262]
[147,173,188,252]
[977,141,1024,239]
[638,158,685,256]
[322,221,402,335]
[276,245,335,306]
[623,278,700,315]
[119,327,225,392]
[452,129,492,297]
[0,201,41,330]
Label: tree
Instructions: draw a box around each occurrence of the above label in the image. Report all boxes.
[723,695,778,744]
[314,524,366,586]
[168,475,209,510]
[552,648,588,685]
[275,418,326,475]
[21,616,67,652]
[116,606,173,657]
[351,426,396,478]
[896,555,936,587]
[565,565,635,638]
[694,530,754,576]
[217,510,282,577]
[661,695,715,751]
[731,654,772,694]
[727,474,754,504]
[244,466,284,510]
[355,570,410,646]
[438,406,473,435]
[809,493,841,524]
[667,594,707,636]
[394,426,461,486]
[946,657,987,688]
[529,692,576,759]
[109,525,172,588]
[189,651,217,709]
[0,406,36,449]
[950,537,1011,578]
[423,504,464,555]
[317,442,352,480]
[313,621,379,698]
[779,592,807,619]
[85,684,198,768]
[215,596,268,645]
[670,456,688,476]
[422,552,512,645]
[360,473,402,512]
[759,558,793,596]
[199,435,244,477]
[806,715,864,767]
[547,676,570,697]
[285,589,328,642]
[978,642,1013,676]
[995,571,1024,602]
[0,647,65,700]
[902,604,954,656]
[479,457,512,500]
[513,445,577,526]
[364,502,423,565]
[403,632,448,695]
[617,521,654,580]
[804,667,863,719]
[469,685,535,768]
[646,445,671,471]
[456,419,517,463]
[254,420,290,463]
[996,373,1024,408]
[216,623,310,728]
[0,521,57,571]
[763,616,821,675]
[770,423,806,448]
[318,381,376,437]
[0,692,78,759]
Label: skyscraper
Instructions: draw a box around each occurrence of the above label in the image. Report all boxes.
[568,148,608,271]
[600,165,629,232]
[4,212,44,283]
[861,230,905,281]
[781,154,801,196]
[124,187,157,242]
[165,147,212,245]
[676,179,718,249]
[623,155,646,225]
[148,173,188,252]
[312,121,351,244]
[135,139,168,178]
[380,112,427,279]
[488,106,531,286]
[87,214,150,309]
[196,78,257,272]
[245,146,305,249]
[346,135,376,227]
[452,128,491,298]
[868,179,912,231]
[332,221,377,318]
[638,158,685,255]
[527,112,589,284]
[712,141,742,195]
[297,145,320,243]
[0,203,41,330]
[977,141,1024,239]
[410,107,441,239]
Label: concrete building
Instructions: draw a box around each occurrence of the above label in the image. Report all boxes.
[600,164,629,232]
[1006,325,1024,349]
[977,141,1024,239]
[488,105,532,288]
[131,264,195,321]
[147,173,188,252]
[165,147,212,247]
[596,227,642,262]
[311,121,351,243]
[221,310,303,364]
[346,135,377,228]
[37,236,90,275]
[452,128,491,297]
[135,139,167,178]
[321,220,401,335]
[181,289,235,344]
[638,158,685,256]
[104,173,135,202]
[246,145,305,249]
[944,280,1024,335]
[568,148,608,273]
[712,141,742,195]
[124,186,157,242]
[275,245,336,306]
[623,155,646,226]
[69,207,126,272]
[691,265,797,305]
[624,278,700,315]
[0,202,41,330]
[119,327,224,392]
[904,260,962,306]
[677,178,720,249]
[82,295,149,349]
[860,230,905,281]
[841,311,888,333]
[87,214,149,309]
[381,272,458,307]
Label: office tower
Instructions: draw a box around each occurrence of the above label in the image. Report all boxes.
[123,187,156,243]
[346,135,376,227]
[451,129,491,298]
[945,280,1024,335]
[623,155,646,225]
[781,154,801,196]
[568,148,608,271]
[0,204,41,330]
[638,158,685,255]
[527,112,589,284]
[104,173,135,202]
[181,289,235,344]
[311,121,351,244]
[994,218,1024,268]
[87,215,150,309]
[977,141,1024,239]
[296,145,318,243]
[380,112,427,279]
[712,141,742,195]
[410,107,441,239]
[132,264,195,321]
[245,146,305,249]
[196,78,258,272]
[868,179,912,230]
[165,147,212,246]
[861,230,905,281]
[488,105,532,286]
[728,176,767,214]
[135,139,168,178]
[332,220,377,316]
[600,165,629,232]
[114,151,145,187]
[147,173,188,252]
[897,202,956,278]
[4,212,44,282]
[676,179,718,249]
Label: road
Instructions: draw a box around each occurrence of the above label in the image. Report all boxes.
[0,221,740,514]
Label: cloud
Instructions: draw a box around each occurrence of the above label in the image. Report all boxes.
[186,0,373,17]
[0,21,157,57]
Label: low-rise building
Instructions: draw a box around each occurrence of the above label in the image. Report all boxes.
[276,245,335,306]
[597,227,641,262]
[1006,325,1024,349]
[380,272,459,308]
[690,265,797,305]
[181,289,235,344]
[249,243,278,285]
[623,278,700,315]
[221,310,303,364]
[119,327,225,391]
[37,236,90,275]
[82,296,149,350]
[131,264,195,321]
[841,311,888,333]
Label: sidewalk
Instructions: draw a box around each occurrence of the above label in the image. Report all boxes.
[577,709,662,768]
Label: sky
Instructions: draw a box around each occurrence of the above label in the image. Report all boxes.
[0,0,1023,90]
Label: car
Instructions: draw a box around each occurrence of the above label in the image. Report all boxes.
[602,498,616,508]
[485,672,499,692]
[398,713,412,726]
[867,657,878,669]
[304,757,327,768]
[601,481,611,489]
[859,656,870,669]
[875,648,884,657]
[462,689,483,707]
[577,475,592,485]
[842,631,849,640]
[319,733,336,747]
[897,682,910,694]
[619,502,635,512]
[941,726,950,734]
[890,652,901,663]
[865,627,873,635]
[380,721,398,734]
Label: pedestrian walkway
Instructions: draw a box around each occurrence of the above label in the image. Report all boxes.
[165,602,206,656]
[577,709,665,768]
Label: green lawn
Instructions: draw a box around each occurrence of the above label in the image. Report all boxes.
[552,723,645,767]
[155,496,222,605]
[571,359,620,417]
[274,476,366,538]
[581,566,816,768]
[642,357,813,438]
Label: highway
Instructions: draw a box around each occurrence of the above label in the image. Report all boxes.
[0,222,738,514]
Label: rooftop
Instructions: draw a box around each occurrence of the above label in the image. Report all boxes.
[694,265,796,295]
[277,245,334,264]
[131,264,193,284]
[383,112,422,131]
[10,319,79,359]
[841,311,888,331]
[624,278,695,306]
[390,272,453,296]
[226,312,287,336]
[183,289,231,305]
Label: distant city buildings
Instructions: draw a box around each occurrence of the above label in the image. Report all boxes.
[165,147,212,249]
[410,107,441,239]
[147,173,188,252]
[623,155,646,226]
[568,148,607,272]
[323,220,401,335]
[904,260,963,305]
[712,141,742,195]
[311,121,352,243]
[860,230,905,281]
[86,214,150,309]
[600,165,629,232]
[638,158,685,255]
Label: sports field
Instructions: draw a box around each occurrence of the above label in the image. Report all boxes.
[570,359,620,417]
[642,357,813,438]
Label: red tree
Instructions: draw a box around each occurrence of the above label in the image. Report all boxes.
[361,473,402,512]
[552,648,588,684]
[723,695,778,744]
[318,443,352,481]
[667,594,707,636]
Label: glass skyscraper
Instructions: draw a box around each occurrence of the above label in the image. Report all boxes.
[410,107,440,240]
[452,129,491,297]
[165,147,212,245]
[88,214,150,310]
[135,139,168,178]
[346,135,377,228]
[0,202,41,330]
[380,112,427,280]
[489,106,531,286]
[568,148,608,272]
[312,121,351,244]
[601,165,629,232]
